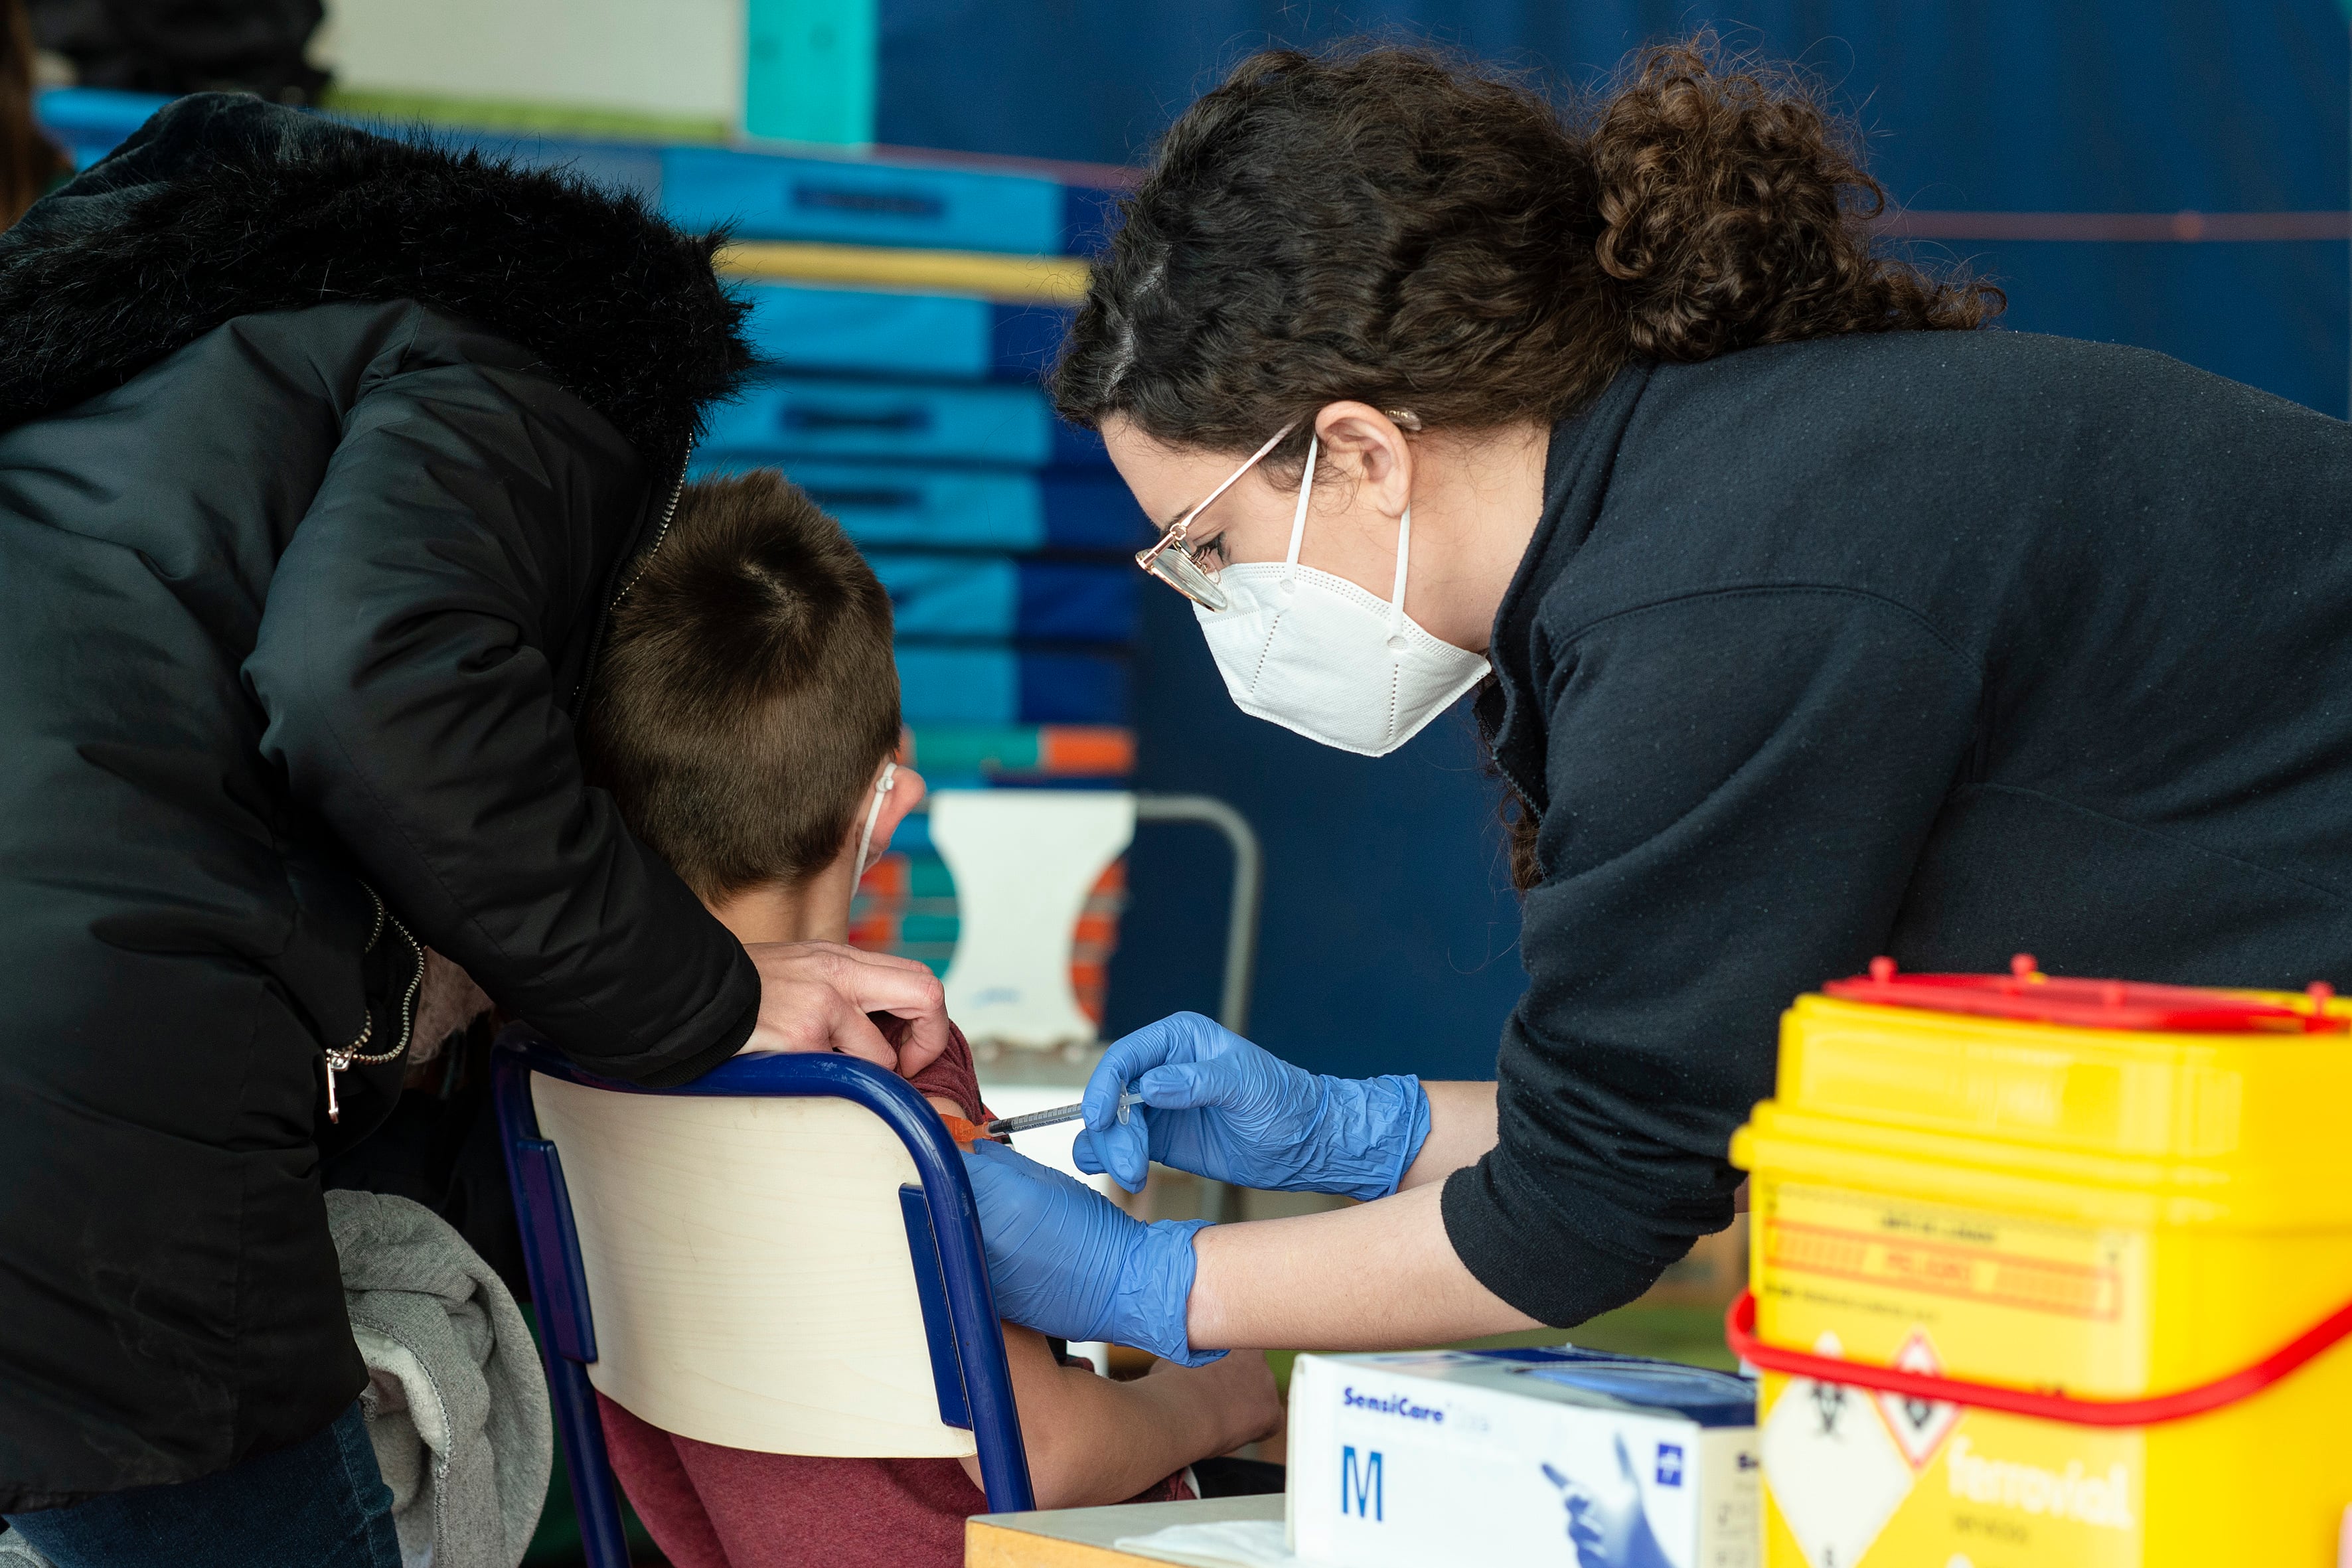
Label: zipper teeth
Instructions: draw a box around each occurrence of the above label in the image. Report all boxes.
[348,906,425,1065]
[333,885,422,1065]
[608,461,689,609]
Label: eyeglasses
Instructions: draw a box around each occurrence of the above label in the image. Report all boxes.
[1133,421,1299,611]
[1132,410,1423,609]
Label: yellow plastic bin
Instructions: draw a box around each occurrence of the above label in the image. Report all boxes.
[1727,957,2352,1567]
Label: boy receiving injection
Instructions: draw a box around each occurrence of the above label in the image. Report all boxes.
[578,471,1281,1568]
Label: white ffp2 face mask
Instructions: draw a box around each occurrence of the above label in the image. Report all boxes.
[1192,433,1491,757]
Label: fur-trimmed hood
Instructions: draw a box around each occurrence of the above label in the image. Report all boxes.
[0,94,751,467]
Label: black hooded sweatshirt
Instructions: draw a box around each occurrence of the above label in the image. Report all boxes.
[0,96,762,1508]
[1441,332,2352,1328]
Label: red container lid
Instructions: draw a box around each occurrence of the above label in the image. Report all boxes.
[1824,955,2346,1034]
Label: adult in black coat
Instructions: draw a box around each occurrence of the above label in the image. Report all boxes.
[0,96,946,1522]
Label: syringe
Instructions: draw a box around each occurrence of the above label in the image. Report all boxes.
[981,1090,1143,1139]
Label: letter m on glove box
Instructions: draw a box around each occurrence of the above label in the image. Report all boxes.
[1342,1446,1385,1521]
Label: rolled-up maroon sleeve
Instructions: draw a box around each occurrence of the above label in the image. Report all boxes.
[905,1022,986,1123]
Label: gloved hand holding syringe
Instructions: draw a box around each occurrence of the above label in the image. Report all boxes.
[956,1011,1433,1368]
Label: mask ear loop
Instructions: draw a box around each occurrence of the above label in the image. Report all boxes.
[1280,432,1318,588]
[1387,503,1413,651]
[853,761,897,880]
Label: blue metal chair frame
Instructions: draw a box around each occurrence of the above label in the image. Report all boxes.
[491,1028,1035,1568]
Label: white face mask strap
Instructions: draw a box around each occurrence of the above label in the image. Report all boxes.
[1282,431,1317,579]
[1387,504,1413,640]
[853,761,897,879]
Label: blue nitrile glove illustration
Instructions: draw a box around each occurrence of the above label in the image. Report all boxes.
[1542,1433,1673,1568]
[960,1138,1223,1367]
[1071,1012,1433,1202]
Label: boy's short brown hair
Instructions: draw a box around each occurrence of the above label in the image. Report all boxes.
[583,471,900,900]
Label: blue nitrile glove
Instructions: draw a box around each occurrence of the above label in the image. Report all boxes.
[960,1138,1223,1367]
[1071,1012,1433,1202]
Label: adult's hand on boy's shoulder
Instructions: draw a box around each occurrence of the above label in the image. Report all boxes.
[742,940,947,1069]
[864,1006,951,1080]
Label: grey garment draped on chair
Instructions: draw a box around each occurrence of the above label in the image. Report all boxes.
[327,1190,552,1568]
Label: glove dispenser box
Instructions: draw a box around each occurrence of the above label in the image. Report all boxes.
[1288,1348,1759,1568]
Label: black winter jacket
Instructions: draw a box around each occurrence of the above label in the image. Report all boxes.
[1441,331,2352,1328]
[0,97,762,1508]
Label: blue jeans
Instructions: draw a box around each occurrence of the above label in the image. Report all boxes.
[2,1402,399,1568]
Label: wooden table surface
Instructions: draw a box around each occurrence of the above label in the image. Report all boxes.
[966,1493,1286,1567]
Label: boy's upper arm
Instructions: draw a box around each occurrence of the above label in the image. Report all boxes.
[961,1322,1082,1491]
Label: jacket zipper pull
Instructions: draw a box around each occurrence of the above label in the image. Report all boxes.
[325,1049,348,1123]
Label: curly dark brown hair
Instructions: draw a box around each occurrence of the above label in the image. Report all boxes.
[1056,35,1999,451]
[1055,34,2002,892]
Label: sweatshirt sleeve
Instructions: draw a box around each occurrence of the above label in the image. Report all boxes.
[907,1022,986,1123]
[246,350,758,1085]
[1442,588,1982,1325]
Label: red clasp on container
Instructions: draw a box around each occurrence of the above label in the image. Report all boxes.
[1828,957,2347,1034]
[1724,1290,2352,1426]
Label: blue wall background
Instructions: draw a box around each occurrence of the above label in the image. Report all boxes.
[879,3,2352,1080]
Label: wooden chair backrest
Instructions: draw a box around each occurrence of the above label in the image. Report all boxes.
[530,1075,975,1458]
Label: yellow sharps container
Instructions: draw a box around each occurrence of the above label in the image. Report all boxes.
[1728,956,2352,1567]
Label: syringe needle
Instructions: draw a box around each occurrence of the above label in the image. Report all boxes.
[982,1090,1142,1138]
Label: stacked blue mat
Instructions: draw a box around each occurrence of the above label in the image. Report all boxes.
[692,287,1136,733]
[666,151,1140,734]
